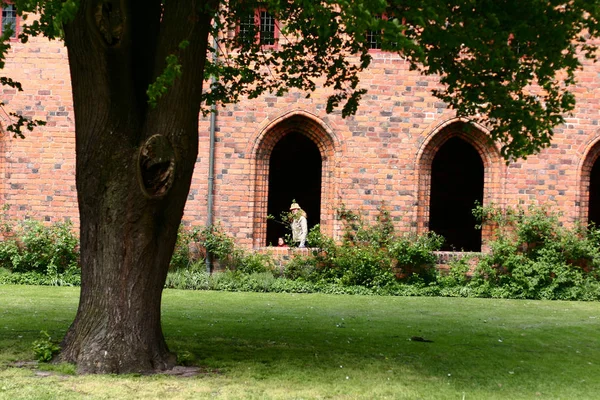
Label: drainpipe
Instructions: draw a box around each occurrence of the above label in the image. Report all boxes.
[205,28,218,274]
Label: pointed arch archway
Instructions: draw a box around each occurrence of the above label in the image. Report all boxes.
[577,135,600,225]
[249,111,340,248]
[416,119,504,251]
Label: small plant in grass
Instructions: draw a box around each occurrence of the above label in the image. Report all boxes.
[177,350,196,366]
[32,331,61,362]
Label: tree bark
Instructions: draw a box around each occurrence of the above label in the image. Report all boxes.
[57,0,213,374]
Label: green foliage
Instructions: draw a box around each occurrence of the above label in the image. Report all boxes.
[170,223,275,274]
[468,204,600,300]
[292,206,443,287]
[147,52,184,108]
[1,1,599,153]
[204,0,600,158]
[337,205,395,248]
[164,269,211,291]
[176,350,196,367]
[165,204,600,302]
[1,206,598,302]
[236,252,276,275]
[0,269,81,286]
[0,217,79,275]
[170,225,198,271]
[389,233,444,283]
[170,223,237,271]
[31,331,60,362]
[438,256,472,288]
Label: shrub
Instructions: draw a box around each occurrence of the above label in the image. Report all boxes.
[438,256,472,287]
[237,252,276,274]
[470,204,600,300]
[170,223,239,271]
[170,225,198,271]
[170,223,276,274]
[389,232,444,283]
[294,207,442,287]
[283,255,317,281]
[0,219,79,274]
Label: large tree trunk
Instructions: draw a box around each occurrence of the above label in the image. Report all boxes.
[57,0,213,374]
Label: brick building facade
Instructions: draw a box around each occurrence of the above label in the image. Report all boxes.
[1,25,600,252]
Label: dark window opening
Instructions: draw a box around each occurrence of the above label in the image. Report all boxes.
[429,137,484,251]
[266,132,322,246]
[2,4,17,38]
[589,157,600,226]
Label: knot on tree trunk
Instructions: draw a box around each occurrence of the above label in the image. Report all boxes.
[94,0,123,46]
[138,134,176,198]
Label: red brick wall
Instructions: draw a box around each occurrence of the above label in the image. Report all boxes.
[2,37,600,251]
[0,35,77,225]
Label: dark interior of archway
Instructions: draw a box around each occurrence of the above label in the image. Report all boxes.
[588,157,600,226]
[429,136,484,251]
[267,131,322,246]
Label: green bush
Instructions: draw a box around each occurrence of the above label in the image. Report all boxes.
[469,204,600,300]
[389,232,444,283]
[170,225,199,271]
[293,207,443,287]
[438,256,472,287]
[170,223,276,274]
[237,252,276,274]
[0,219,79,275]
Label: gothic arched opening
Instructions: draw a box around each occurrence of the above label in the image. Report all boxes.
[429,136,484,251]
[589,157,600,226]
[266,132,322,246]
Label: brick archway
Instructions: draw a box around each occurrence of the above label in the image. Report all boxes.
[577,135,600,224]
[416,120,504,248]
[250,112,340,248]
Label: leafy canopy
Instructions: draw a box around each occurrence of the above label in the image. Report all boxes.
[2,0,599,159]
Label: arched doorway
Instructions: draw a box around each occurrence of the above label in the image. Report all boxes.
[429,136,484,251]
[266,132,322,245]
[589,157,600,226]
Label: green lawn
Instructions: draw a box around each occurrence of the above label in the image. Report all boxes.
[1,286,599,399]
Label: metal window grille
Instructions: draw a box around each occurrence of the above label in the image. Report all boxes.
[2,4,16,38]
[238,13,256,44]
[260,11,276,46]
[366,29,382,49]
[366,15,382,50]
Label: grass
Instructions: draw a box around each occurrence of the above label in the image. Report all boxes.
[0,286,599,399]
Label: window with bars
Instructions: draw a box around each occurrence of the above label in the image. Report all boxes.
[2,4,17,38]
[237,9,278,47]
[238,12,256,45]
[366,15,382,50]
[366,29,382,50]
[259,10,276,46]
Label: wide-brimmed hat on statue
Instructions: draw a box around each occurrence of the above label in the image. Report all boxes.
[289,203,301,210]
